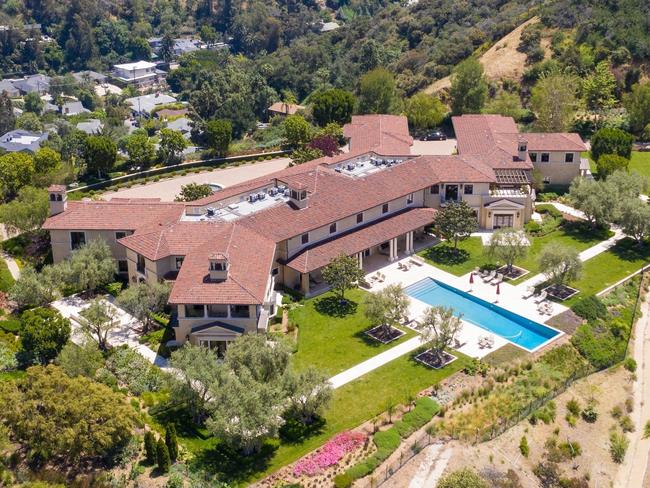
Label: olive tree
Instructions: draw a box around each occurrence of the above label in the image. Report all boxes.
[322,254,365,301]
[116,281,171,333]
[539,243,582,285]
[283,366,332,424]
[78,298,119,351]
[364,284,410,337]
[416,306,463,365]
[433,201,478,251]
[568,178,618,228]
[67,239,116,293]
[487,228,528,274]
[619,199,650,244]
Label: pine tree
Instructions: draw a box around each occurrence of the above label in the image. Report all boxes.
[165,424,178,462]
[144,431,156,464]
[156,437,170,472]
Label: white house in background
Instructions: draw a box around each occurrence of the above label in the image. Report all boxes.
[113,61,161,86]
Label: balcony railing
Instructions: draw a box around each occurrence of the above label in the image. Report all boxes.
[489,188,529,198]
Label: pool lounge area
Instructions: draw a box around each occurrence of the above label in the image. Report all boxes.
[405,278,562,352]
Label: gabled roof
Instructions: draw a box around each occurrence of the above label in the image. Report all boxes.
[42,200,184,231]
[344,115,413,154]
[525,133,587,152]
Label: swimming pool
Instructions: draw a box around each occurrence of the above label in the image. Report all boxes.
[404,278,561,352]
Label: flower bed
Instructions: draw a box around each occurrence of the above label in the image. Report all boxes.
[293,431,366,477]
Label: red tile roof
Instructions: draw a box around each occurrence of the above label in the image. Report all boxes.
[284,207,436,273]
[343,115,413,154]
[525,133,587,152]
[43,200,184,231]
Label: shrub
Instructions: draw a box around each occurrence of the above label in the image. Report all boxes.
[156,438,170,472]
[144,431,156,463]
[334,473,353,488]
[571,322,624,369]
[0,318,21,334]
[611,405,623,418]
[624,357,637,372]
[524,220,542,234]
[566,398,581,416]
[535,204,563,219]
[581,405,598,423]
[437,468,488,488]
[610,431,629,463]
[571,296,608,322]
[519,436,529,457]
[105,281,123,297]
[565,414,577,427]
[558,441,581,458]
[619,415,635,433]
[373,428,401,452]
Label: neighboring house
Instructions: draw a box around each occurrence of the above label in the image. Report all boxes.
[76,119,103,135]
[45,113,581,350]
[452,114,587,186]
[125,93,177,117]
[320,21,340,32]
[72,71,107,84]
[267,102,306,118]
[11,74,50,94]
[0,79,20,97]
[60,101,89,116]
[112,61,163,86]
[166,117,192,139]
[0,129,48,153]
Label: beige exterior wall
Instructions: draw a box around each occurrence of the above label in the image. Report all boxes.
[174,303,260,343]
[530,151,581,185]
[286,191,425,256]
[49,228,130,272]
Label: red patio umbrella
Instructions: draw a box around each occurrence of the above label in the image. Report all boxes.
[469,272,474,291]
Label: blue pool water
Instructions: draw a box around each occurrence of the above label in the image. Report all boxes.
[404,278,560,351]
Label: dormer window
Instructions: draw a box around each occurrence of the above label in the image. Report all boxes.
[518,144,527,152]
[208,253,229,281]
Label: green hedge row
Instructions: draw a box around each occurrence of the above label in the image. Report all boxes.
[334,398,439,487]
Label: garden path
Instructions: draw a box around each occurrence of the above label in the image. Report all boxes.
[1,253,20,280]
[51,294,171,370]
[407,443,453,488]
[515,227,626,291]
[614,296,650,487]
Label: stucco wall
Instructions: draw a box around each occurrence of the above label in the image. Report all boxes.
[531,151,581,185]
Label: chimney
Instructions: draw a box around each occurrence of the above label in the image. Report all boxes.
[48,184,67,216]
[288,182,309,209]
[208,252,229,282]
[518,138,528,161]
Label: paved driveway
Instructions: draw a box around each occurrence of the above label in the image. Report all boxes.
[103,157,291,201]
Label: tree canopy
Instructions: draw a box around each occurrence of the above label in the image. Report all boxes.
[433,201,478,251]
[322,254,365,300]
[311,89,355,126]
[20,307,71,365]
[450,58,488,115]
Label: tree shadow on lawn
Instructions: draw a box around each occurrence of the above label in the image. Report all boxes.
[150,401,211,442]
[279,415,326,444]
[420,244,470,266]
[314,295,358,318]
[190,439,278,483]
[609,237,650,261]
[561,221,613,243]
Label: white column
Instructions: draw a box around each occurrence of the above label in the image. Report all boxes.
[357,252,363,269]
[406,231,414,255]
[389,237,398,262]
[388,239,395,262]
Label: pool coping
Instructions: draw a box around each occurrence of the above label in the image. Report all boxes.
[405,277,565,354]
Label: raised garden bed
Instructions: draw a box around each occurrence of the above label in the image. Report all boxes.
[544,283,579,301]
[497,265,529,281]
[365,325,405,344]
[414,349,457,369]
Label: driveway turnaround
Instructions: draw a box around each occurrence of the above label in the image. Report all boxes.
[103,157,291,201]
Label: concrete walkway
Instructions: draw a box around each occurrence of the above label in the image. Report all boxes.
[2,253,20,280]
[408,444,453,488]
[329,335,424,389]
[516,226,626,290]
[615,296,650,487]
[52,294,171,370]
[547,201,586,220]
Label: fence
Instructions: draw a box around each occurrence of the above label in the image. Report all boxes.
[67,149,290,194]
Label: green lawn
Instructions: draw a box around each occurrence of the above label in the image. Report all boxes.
[418,237,487,276]
[418,224,610,282]
[586,150,650,179]
[563,238,650,306]
[0,259,14,293]
[290,288,416,375]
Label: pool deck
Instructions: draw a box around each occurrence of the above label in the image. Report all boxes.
[365,254,567,358]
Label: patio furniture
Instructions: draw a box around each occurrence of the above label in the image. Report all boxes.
[486,335,495,348]
[522,286,536,299]
[480,269,490,278]
[473,267,481,274]
[493,273,504,285]
[410,255,425,266]
[483,270,496,282]
[534,290,548,303]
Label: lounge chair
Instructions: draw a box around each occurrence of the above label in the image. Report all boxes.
[534,290,548,303]
[493,273,504,285]
[410,255,424,266]
[480,269,490,278]
[486,335,495,348]
[473,267,481,274]
[522,286,535,299]
[483,270,496,282]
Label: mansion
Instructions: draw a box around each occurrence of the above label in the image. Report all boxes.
[43,114,586,348]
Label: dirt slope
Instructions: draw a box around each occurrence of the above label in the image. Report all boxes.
[423,16,549,94]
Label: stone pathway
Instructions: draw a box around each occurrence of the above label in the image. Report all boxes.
[407,443,453,488]
[329,335,424,389]
[51,294,171,370]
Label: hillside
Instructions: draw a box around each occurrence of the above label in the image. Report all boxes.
[424,16,552,94]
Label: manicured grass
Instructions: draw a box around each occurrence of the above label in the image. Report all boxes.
[563,238,650,306]
[418,224,610,282]
[418,237,488,276]
[0,259,14,293]
[291,288,415,375]
[586,150,650,180]
[257,350,469,479]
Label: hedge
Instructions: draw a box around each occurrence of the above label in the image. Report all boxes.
[571,295,607,322]
[334,398,440,487]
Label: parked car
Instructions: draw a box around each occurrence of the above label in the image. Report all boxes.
[421,130,447,141]
[208,183,224,192]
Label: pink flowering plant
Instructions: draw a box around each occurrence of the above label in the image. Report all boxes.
[293,431,366,477]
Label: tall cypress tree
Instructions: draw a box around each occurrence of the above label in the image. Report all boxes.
[144,431,156,464]
[0,91,15,135]
[156,438,170,473]
[165,424,178,462]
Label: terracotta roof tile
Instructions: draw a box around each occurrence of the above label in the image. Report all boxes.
[343,115,413,153]
[525,133,587,152]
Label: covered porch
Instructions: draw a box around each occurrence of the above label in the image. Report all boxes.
[282,208,437,297]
